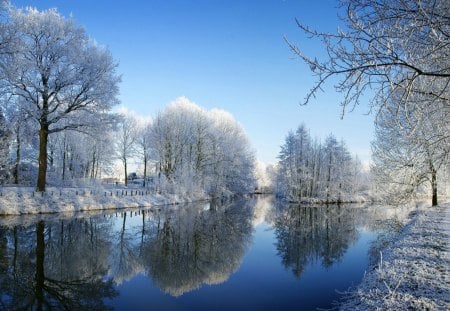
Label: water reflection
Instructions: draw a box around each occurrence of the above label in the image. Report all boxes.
[0,218,117,310]
[0,199,255,309]
[273,204,358,277]
[142,199,254,296]
[0,198,415,310]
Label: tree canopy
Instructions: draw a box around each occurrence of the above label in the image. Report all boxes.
[0,5,120,191]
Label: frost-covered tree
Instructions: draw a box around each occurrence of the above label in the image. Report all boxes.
[4,98,37,184]
[288,0,450,115]
[148,97,255,197]
[254,161,272,193]
[207,109,256,195]
[372,94,450,206]
[322,135,354,201]
[0,0,15,59]
[136,120,152,187]
[288,0,449,205]
[275,124,360,202]
[0,7,120,191]
[115,113,139,187]
[49,124,116,183]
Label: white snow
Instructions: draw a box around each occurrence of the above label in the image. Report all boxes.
[340,203,450,310]
[0,185,208,215]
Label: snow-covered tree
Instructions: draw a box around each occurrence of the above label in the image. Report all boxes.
[288,0,450,116]
[136,119,152,187]
[148,97,255,197]
[0,0,15,59]
[115,112,139,187]
[4,98,37,184]
[275,124,360,202]
[207,108,255,195]
[287,0,449,205]
[254,161,272,193]
[49,124,116,182]
[372,94,450,205]
[0,7,120,191]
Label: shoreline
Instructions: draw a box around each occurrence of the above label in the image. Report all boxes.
[339,202,450,310]
[0,186,211,216]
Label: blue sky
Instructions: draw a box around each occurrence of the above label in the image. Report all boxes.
[13,0,374,165]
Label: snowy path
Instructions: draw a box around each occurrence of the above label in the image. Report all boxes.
[340,203,450,310]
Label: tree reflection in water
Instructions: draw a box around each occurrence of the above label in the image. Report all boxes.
[0,198,401,308]
[274,204,358,277]
[0,218,117,310]
[0,198,256,307]
[141,199,255,296]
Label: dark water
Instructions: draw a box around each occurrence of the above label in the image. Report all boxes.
[0,196,412,310]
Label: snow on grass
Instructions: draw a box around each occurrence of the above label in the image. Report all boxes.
[0,186,209,215]
[340,203,450,310]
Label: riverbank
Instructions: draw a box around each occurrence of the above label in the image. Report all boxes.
[288,195,370,204]
[340,202,450,310]
[0,186,209,215]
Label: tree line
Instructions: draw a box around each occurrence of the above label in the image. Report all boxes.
[274,124,364,203]
[115,98,255,196]
[288,0,450,205]
[2,0,447,205]
[0,3,255,197]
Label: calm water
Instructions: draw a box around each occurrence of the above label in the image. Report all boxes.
[0,196,412,310]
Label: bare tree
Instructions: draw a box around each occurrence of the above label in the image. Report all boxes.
[135,120,152,187]
[115,113,138,187]
[287,0,450,115]
[0,7,120,191]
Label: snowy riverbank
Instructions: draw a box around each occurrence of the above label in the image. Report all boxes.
[286,194,371,205]
[340,203,450,310]
[0,186,209,215]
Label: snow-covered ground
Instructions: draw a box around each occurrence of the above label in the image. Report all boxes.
[0,186,208,215]
[340,202,450,310]
[286,193,371,204]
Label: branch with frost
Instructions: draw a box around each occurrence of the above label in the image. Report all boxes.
[288,0,450,115]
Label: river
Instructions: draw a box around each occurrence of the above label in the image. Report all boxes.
[0,195,415,310]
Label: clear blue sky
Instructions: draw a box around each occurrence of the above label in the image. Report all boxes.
[13,0,374,165]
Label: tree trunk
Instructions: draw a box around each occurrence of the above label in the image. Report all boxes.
[13,127,21,184]
[49,148,54,168]
[68,147,73,177]
[95,155,100,179]
[143,156,147,187]
[124,159,128,187]
[91,151,96,179]
[37,125,49,192]
[62,136,66,180]
[431,168,438,206]
[326,154,332,203]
